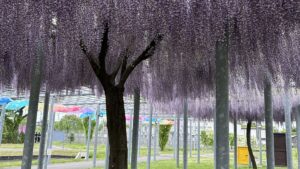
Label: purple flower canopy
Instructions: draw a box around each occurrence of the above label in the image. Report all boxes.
[0,1,299,118]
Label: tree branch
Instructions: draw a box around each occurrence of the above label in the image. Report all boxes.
[80,39,108,87]
[98,21,109,73]
[80,39,101,73]
[118,34,163,86]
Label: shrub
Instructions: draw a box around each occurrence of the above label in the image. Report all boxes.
[200,130,214,146]
[19,132,25,143]
[159,124,172,151]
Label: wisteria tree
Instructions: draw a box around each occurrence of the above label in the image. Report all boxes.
[80,23,163,167]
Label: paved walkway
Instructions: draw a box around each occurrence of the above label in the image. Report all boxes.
[4,154,174,169]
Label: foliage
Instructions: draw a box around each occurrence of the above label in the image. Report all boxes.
[2,108,27,143]
[229,133,234,147]
[159,124,172,151]
[200,131,214,146]
[54,115,83,134]
[19,132,25,143]
[82,117,96,142]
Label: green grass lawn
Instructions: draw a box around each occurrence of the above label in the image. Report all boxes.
[0,143,298,169]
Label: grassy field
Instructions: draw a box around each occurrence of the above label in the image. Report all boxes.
[0,143,298,169]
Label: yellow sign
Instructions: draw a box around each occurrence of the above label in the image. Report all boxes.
[237,146,249,165]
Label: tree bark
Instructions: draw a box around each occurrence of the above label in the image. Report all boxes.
[247,120,257,169]
[21,41,44,169]
[131,88,140,169]
[38,89,50,169]
[105,87,128,169]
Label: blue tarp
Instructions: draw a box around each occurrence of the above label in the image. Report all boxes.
[5,100,29,111]
[0,97,13,106]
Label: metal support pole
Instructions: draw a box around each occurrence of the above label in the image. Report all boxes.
[176,111,180,168]
[44,96,55,169]
[234,118,237,169]
[105,136,110,169]
[146,104,153,169]
[131,88,140,169]
[173,116,177,159]
[284,86,293,169]
[259,123,262,166]
[153,115,158,161]
[264,76,275,169]
[93,104,101,167]
[296,106,300,169]
[183,99,188,169]
[128,110,133,163]
[38,90,50,169]
[214,26,229,169]
[85,115,92,160]
[189,119,192,158]
[0,104,6,144]
[197,118,200,164]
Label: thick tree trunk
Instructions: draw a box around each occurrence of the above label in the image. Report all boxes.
[247,120,257,169]
[21,41,44,169]
[105,87,128,169]
[264,77,275,169]
[131,88,140,169]
[38,90,50,169]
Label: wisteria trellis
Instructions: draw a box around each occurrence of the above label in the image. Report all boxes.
[0,0,299,169]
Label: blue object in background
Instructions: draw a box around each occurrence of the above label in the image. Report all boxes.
[5,100,29,111]
[144,117,161,123]
[0,97,13,106]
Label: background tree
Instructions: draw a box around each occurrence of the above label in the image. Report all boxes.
[82,117,96,142]
[55,115,83,143]
[159,124,172,151]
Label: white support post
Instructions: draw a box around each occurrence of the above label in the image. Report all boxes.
[146,104,153,169]
[86,115,92,160]
[93,104,101,167]
[0,104,6,144]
